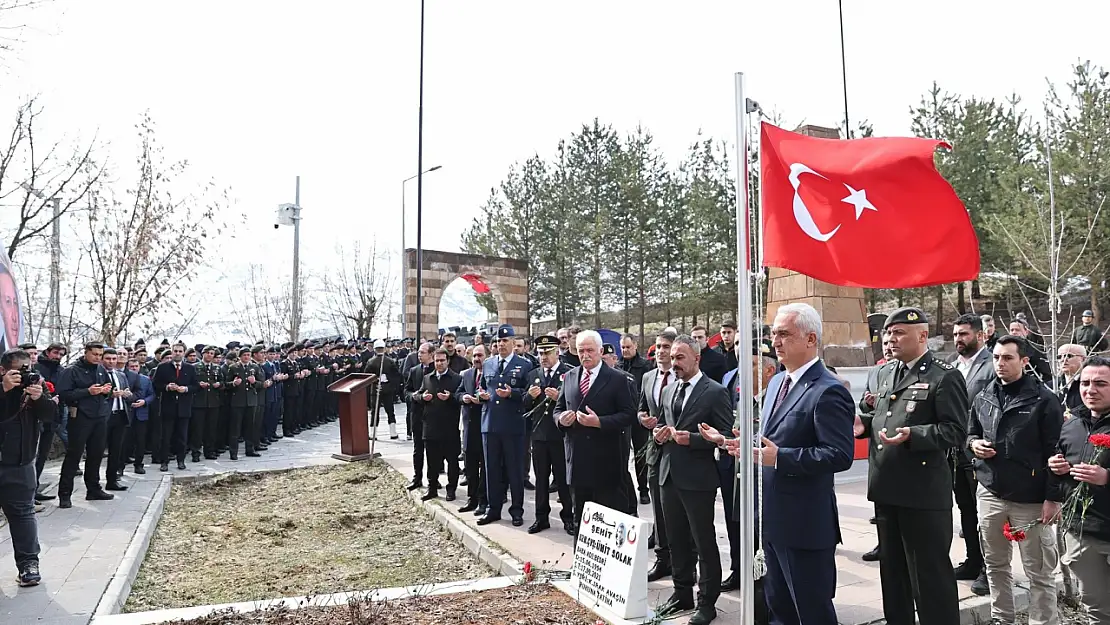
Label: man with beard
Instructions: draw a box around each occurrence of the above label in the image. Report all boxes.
[32,342,65,502]
[950,313,994,593]
[457,344,490,515]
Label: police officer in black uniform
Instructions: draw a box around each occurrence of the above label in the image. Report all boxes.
[855,307,967,625]
[523,335,574,535]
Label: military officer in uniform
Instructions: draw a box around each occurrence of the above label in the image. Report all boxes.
[478,324,534,527]
[854,307,967,625]
[226,348,264,459]
[523,335,574,534]
[192,346,223,460]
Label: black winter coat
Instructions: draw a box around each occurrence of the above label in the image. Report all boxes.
[0,387,56,466]
[968,374,1064,504]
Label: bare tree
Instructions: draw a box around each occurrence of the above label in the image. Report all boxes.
[320,241,395,339]
[84,111,230,344]
[0,1,51,67]
[227,263,301,343]
[0,98,105,259]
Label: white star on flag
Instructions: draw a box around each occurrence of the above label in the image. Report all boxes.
[842,184,878,219]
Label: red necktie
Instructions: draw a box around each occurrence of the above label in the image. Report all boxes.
[579,367,591,398]
[658,370,670,404]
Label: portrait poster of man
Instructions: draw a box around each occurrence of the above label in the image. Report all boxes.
[0,250,26,352]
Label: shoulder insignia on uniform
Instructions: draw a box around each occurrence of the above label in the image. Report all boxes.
[937,360,953,370]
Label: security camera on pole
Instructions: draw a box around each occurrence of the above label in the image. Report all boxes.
[275,177,303,342]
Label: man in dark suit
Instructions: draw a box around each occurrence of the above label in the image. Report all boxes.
[102,348,139,490]
[151,343,200,471]
[456,344,489,514]
[555,330,637,531]
[856,307,967,625]
[749,303,854,625]
[414,348,463,501]
[479,324,534,527]
[652,335,733,625]
[638,330,677,580]
[950,313,994,592]
[404,343,434,491]
[524,335,573,535]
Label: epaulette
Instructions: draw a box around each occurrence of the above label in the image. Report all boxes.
[936,360,954,370]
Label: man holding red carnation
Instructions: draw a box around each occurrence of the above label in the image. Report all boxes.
[1049,354,1110,623]
[967,334,1063,625]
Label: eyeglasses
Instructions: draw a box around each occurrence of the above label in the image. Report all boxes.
[1059,353,1082,360]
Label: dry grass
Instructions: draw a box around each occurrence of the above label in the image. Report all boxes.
[125,461,491,612]
[156,584,602,625]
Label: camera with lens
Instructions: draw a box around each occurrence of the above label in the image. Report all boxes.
[17,365,41,388]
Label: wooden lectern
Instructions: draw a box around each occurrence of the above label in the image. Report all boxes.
[327,373,376,462]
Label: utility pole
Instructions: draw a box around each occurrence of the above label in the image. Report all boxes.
[292,176,302,342]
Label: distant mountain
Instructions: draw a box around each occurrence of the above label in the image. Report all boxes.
[439,281,493,329]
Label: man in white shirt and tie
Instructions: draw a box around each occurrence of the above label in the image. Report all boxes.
[102,348,133,492]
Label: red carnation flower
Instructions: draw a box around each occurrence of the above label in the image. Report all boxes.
[1089,433,1110,449]
[1002,521,1028,542]
[44,381,55,394]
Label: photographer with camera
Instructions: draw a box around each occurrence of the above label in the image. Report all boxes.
[0,347,56,587]
[55,342,115,509]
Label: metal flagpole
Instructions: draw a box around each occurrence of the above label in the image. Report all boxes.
[732,71,757,625]
[838,0,850,136]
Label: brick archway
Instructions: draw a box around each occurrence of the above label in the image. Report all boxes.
[403,249,529,339]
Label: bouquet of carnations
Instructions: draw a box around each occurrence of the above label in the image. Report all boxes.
[1003,433,1110,542]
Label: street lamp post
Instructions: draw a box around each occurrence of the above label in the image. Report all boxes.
[415,0,428,342]
[401,165,441,338]
[275,177,303,342]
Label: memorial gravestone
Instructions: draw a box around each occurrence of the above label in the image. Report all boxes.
[570,502,652,620]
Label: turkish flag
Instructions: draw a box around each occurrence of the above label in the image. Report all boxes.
[760,122,979,289]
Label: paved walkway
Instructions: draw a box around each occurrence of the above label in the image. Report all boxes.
[0,422,346,625]
[0,398,1025,625]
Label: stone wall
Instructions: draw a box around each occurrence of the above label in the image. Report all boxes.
[403,249,529,339]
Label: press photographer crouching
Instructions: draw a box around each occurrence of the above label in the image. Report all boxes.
[0,347,56,587]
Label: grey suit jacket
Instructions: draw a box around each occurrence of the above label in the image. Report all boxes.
[637,367,674,466]
[657,375,733,491]
[951,348,994,465]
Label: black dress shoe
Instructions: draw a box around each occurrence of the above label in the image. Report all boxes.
[59,496,72,508]
[246,451,261,457]
[205,454,218,460]
[970,571,990,596]
[664,591,694,611]
[105,482,128,492]
[406,480,422,492]
[458,501,477,512]
[689,604,717,625]
[528,519,550,534]
[476,515,501,526]
[445,489,456,502]
[565,524,577,537]
[474,506,487,517]
[256,444,268,451]
[639,491,650,505]
[862,545,880,562]
[647,562,672,582]
[86,490,115,501]
[191,453,201,463]
[229,454,239,461]
[133,465,146,474]
[523,480,535,490]
[420,490,438,501]
[159,463,169,472]
[34,492,56,502]
[953,559,983,581]
[869,516,877,524]
[719,571,740,592]
[177,461,186,470]
[511,516,524,527]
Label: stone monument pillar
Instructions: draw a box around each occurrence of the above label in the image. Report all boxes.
[763,125,873,367]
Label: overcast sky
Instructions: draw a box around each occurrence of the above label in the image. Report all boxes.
[2,0,1107,337]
